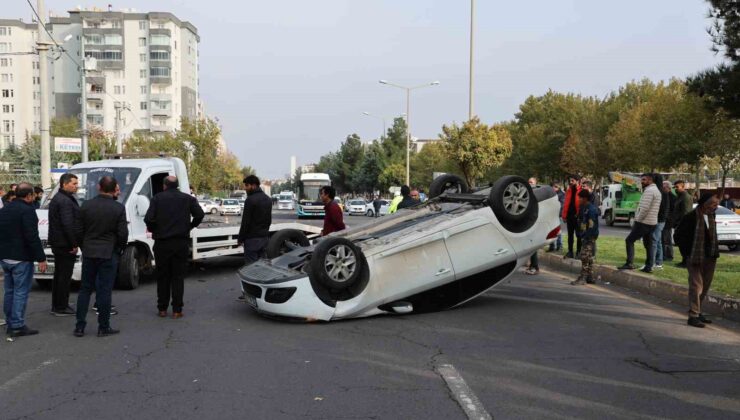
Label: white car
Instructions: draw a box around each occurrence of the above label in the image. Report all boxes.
[237,175,560,321]
[347,199,371,216]
[366,200,390,217]
[716,206,740,251]
[220,199,242,216]
[199,200,219,215]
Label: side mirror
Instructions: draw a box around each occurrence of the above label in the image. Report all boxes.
[135,195,150,217]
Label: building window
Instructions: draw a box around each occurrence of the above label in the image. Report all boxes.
[138,37,147,47]
[0,58,10,67]
[111,20,122,29]
[1,89,13,98]
[150,50,170,61]
[88,115,104,125]
[139,21,147,30]
[157,22,166,29]
[0,27,10,36]
[84,50,123,61]
[140,85,148,94]
[139,53,146,63]
[111,70,125,79]
[140,69,147,79]
[2,104,13,113]
[150,67,171,77]
[114,85,126,95]
[2,120,14,133]
[151,100,171,111]
[0,43,10,53]
[1,73,11,83]
[140,102,148,110]
[85,34,122,45]
[150,35,170,46]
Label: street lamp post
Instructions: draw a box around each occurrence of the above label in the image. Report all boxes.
[469,0,475,120]
[362,111,386,140]
[378,80,439,186]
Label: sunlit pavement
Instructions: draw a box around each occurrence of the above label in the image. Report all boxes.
[2,255,739,419]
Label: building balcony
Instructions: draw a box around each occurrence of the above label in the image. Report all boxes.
[87,91,105,100]
[150,108,172,117]
[150,124,171,132]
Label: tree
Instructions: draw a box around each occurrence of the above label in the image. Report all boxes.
[378,162,405,191]
[352,142,384,194]
[440,117,512,187]
[240,166,256,179]
[216,152,245,191]
[707,112,740,197]
[336,134,364,192]
[410,142,457,189]
[177,118,222,194]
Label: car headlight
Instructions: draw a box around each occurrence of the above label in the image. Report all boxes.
[264,287,297,304]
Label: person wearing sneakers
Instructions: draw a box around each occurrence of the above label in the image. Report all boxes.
[525,177,540,275]
[619,173,661,273]
[0,183,47,338]
[674,193,720,328]
[572,190,600,285]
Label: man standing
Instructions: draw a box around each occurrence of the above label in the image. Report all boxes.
[651,175,669,269]
[145,176,204,319]
[525,178,540,275]
[237,175,272,264]
[572,189,600,285]
[74,177,128,337]
[373,196,382,218]
[561,175,582,259]
[674,193,720,328]
[720,193,736,211]
[320,185,345,236]
[619,173,661,273]
[672,180,692,267]
[397,188,420,211]
[32,186,44,209]
[0,183,47,337]
[48,173,80,316]
[661,181,676,262]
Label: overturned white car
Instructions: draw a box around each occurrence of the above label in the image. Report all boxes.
[238,175,561,321]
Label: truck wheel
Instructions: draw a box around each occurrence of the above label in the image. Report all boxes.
[116,246,140,290]
[429,174,469,199]
[606,211,615,226]
[628,214,635,228]
[309,238,365,291]
[489,176,538,233]
[266,229,310,258]
[36,278,52,289]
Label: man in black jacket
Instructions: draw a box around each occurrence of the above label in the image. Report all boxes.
[144,176,204,318]
[0,183,47,337]
[661,181,676,262]
[672,180,692,267]
[48,173,80,316]
[74,176,128,337]
[237,175,272,264]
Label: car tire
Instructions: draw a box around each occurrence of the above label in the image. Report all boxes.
[266,229,311,258]
[210,208,217,214]
[489,175,538,233]
[366,209,373,217]
[36,278,52,289]
[115,245,140,290]
[309,237,365,291]
[728,243,738,252]
[429,174,469,199]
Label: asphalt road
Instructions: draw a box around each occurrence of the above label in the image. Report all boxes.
[2,244,740,418]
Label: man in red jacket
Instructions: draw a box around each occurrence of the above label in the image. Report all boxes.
[320,186,345,236]
[561,175,582,259]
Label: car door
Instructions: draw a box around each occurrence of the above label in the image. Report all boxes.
[443,216,517,279]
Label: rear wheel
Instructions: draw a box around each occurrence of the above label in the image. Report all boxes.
[429,174,469,199]
[266,229,311,258]
[489,176,538,233]
[116,246,140,290]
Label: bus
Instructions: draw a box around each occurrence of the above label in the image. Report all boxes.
[296,173,331,217]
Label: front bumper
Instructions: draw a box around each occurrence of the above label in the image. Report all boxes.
[34,253,82,282]
[237,261,335,321]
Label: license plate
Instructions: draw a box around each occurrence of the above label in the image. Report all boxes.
[719,234,739,240]
[36,264,54,274]
[245,295,257,308]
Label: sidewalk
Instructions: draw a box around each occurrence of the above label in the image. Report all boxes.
[538,251,740,322]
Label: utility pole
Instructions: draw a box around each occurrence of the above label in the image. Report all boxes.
[114,102,128,154]
[406,87,411,186]
[80,58,88,162]
[469,0,475,121]
[36,0,52,188]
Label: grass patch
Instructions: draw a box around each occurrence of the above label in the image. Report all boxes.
[585,236,740,298]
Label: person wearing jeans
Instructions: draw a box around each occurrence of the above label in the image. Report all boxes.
[75,255,118,333]
[0,183,48,337]
[651,177,670,269]
[620,173,662,273]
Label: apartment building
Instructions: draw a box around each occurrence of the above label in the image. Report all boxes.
[0,8,199,153]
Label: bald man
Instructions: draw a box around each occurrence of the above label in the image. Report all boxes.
[144,176,204,319]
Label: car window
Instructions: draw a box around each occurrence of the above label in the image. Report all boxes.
[223,199,237,205]
[350,200,364,205]
[716,206,733,215]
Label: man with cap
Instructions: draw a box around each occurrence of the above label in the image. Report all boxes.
[673,193,720,328]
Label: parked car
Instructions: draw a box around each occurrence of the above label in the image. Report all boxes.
[199,200,219,215]
[347,199,370,216]
[716,206,740,251]
[237,175,560,321]
[365,200,390,217]
[220,199,242,216]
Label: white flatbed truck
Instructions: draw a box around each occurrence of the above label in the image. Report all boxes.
[34,157,321,290]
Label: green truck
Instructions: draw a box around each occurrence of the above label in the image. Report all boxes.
[599,172,643,227]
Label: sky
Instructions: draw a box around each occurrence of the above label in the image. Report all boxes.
[7,0,724,178]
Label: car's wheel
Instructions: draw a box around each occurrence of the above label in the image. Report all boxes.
[309,238,364,291]
[210,208,217,214]
[728,243,738,252]
[489,176,538,233]
[36,278,52,289]
[366,209,373,217]
[429,174,469,199]
[115,245,140,290]
[266,229,311,258]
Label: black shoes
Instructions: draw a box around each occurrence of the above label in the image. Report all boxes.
[640,267,653,274]
[51,306,75,317]
[618,263,636,270]
[564,252,574,259]
[687,317,705,328]
[586,277,595,284]
[8,326,39,337]
[73,328,85,337]
[698,314,713,324]
[97,328,120,337]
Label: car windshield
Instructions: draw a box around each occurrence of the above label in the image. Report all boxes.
[223,200,238,205]
[350,200,365,206]
[279,194,292,201]
[42,167,141,209]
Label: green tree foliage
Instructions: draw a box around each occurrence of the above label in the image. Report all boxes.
[352,142,384,194]
[440,117,512,187]
[177,118,222,194]
[410,142,457,189]
[707,112,740,195]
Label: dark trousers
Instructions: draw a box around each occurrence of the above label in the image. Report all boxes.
[566,215,581,255]
[154,239,189,312]
[51,249,76,311]
[243,237,269,264]
[625,222,655,268]
[76,255,118,330]
[688,259,717,317]
[662,226,674,261]
[374,205,381,218]
[529,252,539,270]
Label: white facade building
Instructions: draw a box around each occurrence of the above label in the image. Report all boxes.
[0,9,199,153]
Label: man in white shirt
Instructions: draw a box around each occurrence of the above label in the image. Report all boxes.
[619,173,662,273]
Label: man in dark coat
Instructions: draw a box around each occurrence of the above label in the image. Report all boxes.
[74,176,128,337]
[673,193,720,328]
[661,181,676,262]
[672,180,692,267]
[237,175,273,263]
[0,183,47,337]
[145,176,204,319]
[48,173,80,316]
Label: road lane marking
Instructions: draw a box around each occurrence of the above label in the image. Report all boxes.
[435,362,492,420]
[0,358,58,392]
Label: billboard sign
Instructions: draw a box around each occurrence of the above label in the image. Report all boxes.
[55,137,81,153]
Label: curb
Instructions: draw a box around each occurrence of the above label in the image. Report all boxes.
[538,251,740,322]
